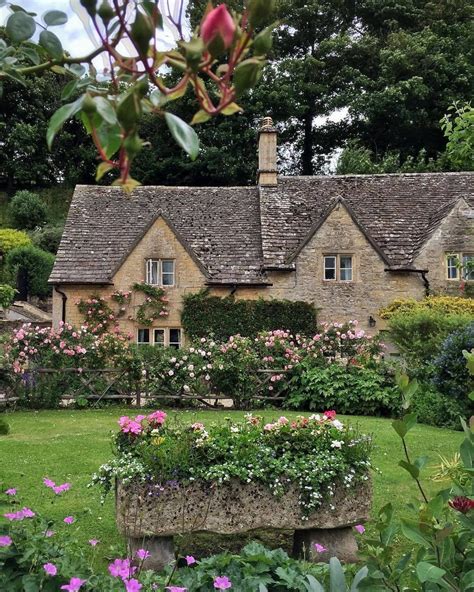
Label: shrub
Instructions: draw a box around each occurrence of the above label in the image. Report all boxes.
[8,190,48,230]
[433,323,474,400]
[0,284,16,309]
[0,417,10,435]
[5,245,55,299]
[31,224,64,254]
[285,361,400,417]
[0,229,31,254]
[411,387,471,431]
[182,290,317,339]
[380,295,474,319]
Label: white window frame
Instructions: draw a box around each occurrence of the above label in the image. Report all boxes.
[324,254,354,282]
[148,328,182,348]
[446,254,460,280]
[146,259,175,287]
[462,253,474,281]
[446,252,474,281]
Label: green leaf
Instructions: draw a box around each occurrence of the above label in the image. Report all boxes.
[94,97,117,125]
[39,30,63,60]
[6,11,36,42]
[460,437,473,468]
[329,557,346,592]
[21,47,40,65]
[65,63,86,78]
[304,575,324,592]
[253,24,274,55]
[461,569,474,590]
[401,520,432,547]
[47,97,83,149]
[191,109,212,125]
[43,10,68,26]
[61,79,79,101]
[165,112,200,160]
[416,561,446,583]
[351,566,368,591]
[221,102,243,116]
[233,58,264,96]
[2,67,26,86]
[392,413,417,439]
[399,460,419,479]
[96,162,114,181]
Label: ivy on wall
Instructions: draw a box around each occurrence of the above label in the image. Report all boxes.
[182,290,318,340]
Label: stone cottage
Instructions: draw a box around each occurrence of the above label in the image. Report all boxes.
[49,119,474,346]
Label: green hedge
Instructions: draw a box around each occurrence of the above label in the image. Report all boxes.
[182,291,318,339]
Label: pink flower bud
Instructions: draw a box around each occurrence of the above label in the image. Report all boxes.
[201,4,235,49]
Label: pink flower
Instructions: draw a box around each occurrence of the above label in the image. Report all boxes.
[124,579,142,592]
[43,563,57,576]
[43,478,56,488]
[354,524,365,534]
[109,558,136,579]
[60,578,86,591]
[214,575,232,589]
[185,555,196,566]
[136,548,150,560]
[201,4,235,49]
[313,543,328,553]
[148,410,167,425]
[278,416,289,425]
[63,516,74,524]
[166,588,187,592]
[88,539,99,546]
[44,530,55,538]
[21,507,35,518]
[5,488,17,496]
[53,483,71,495]
[0,535,12,547]
[263,423,275,431]
[323,410,337,420]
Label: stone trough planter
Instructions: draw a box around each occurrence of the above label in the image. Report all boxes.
[116,478,372,570]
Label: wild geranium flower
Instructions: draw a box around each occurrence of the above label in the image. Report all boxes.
[449,496,474,514]
[201,4,235,49]
[43,478,56,488]
[109,558,136,579]
[185,555,196,566]
[354,524,366,534]
[214,575,232,590]
[313,543,328,553]
[60,577,86,591]
[4,508,35,521]
[5,488,17,495]
[0,535,12,547]
[53,483,71,495]
[88,539,99,546]
[124,579,142,592]
[166,587,187,592]
[43,563,57,576]
[44,530,55,538]
[63,516,74,524]
[136,548,150,560]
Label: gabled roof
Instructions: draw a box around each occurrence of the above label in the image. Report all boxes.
[50,172,474,285]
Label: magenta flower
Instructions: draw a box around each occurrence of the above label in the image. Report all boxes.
[5,488,17,496]
[136,548,150,560]
[354,524,365,534]
[43,478,56,488]
[43,563,57,576]
[53,483,71,495]
[4,508,35,521]
[21,507,35,518]
[0,535,12,547]
[60,577,86,591]
[185,554,196,566]
[44,530,55,538]
[214,575,232,590]
[124,580,142,592]
[108,558,136,579]
[313,543,328,553]
[201,4,235,49]
[166,588,187,592]
[63,516,74,524]
[147,410,167,425]
[88,539,99,546]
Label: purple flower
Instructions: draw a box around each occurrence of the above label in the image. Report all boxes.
[0,535,12,547]
[43,478,56,488]
[60,578,86,591]
[5,488,17,496]
[88,539,99,546]
[124,580,142,592]
[53,483,71,495]
[108,558,136,579]
[44,530,55,538]
[4,507,35,521]
[43,563,57,576]
[166,588,187,592]
[21,507,35,518]
[313,543,328,553]
[185,555,196,566]
[354,524,365,534]
[136,548,150,560]
[214,576,232,590]
[63,516,74,524]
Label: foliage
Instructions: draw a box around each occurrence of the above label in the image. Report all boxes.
[0,284,16,309]
[8,190,48,230]
[31,224,64,255]
[0,228,31,254]
[441,102,474,170]
[0,1,275,191]
[358,368,474,591]
[5,245,54,299]
[93,411,372,518]
[411,386,472,431]
[0,416,10,435]
[433,323,474,400]
[132,283,168,327]
[380,296,474,320]
[182,291,318,340]
[285,362,400,417]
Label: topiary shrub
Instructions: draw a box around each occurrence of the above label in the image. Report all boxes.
[433,323,474,400]
[31,224,64,254]
[9,190,48,230]
[5,246,55,299]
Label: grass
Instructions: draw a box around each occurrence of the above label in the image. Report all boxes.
[0,408,463,566]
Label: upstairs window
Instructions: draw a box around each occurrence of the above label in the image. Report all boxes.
[446,253,474,281]
[446,254,459,280]
[324,255,353,282]
[462,254,474,280]
[146,259,175,287]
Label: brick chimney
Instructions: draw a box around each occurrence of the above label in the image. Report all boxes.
[258,116,277,186]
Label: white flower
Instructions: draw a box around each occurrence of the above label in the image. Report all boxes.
[330,440,344,449]
[168,370,174,376]
[332,419,344,431]
[230,426,239,433]
[170,357,176,363]
[309,414,321,421]
[183,385,190,393]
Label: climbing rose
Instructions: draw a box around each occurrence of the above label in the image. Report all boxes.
[43,563,57,576]
[60,578,86,591]
[449,496,474,514]
[214,575,232,589]
[0,535,12,547]
[201,5,235,49]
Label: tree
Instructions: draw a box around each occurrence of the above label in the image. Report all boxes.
[9,190,48,230]
[31,224,64,255]
[441,103,474,171]
[5,245,54,300]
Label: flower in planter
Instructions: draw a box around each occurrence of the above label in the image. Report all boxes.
[0,535,12,547]
[60,578,86,591]
[136,548,150,560]
[43,563,57,576]
[313,543,328,553]
[214,575,232,590]
[109,558,136,579]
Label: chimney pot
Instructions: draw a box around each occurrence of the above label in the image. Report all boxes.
[258,116,277,186]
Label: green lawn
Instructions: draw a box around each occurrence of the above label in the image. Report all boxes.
[0,408,462,564]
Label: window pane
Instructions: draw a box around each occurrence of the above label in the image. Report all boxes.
[463,255,474,280]
[137,329,150,344]
[154,329,165,346]
[146,260,159,285]
[340,256,352,281]
[324,256,336,280]
[161,260,175,286]
[169,328,181,349]
[447,255,459,279]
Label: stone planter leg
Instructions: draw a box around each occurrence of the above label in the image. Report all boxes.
[293,527,359,563]
[128,535,175,571]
